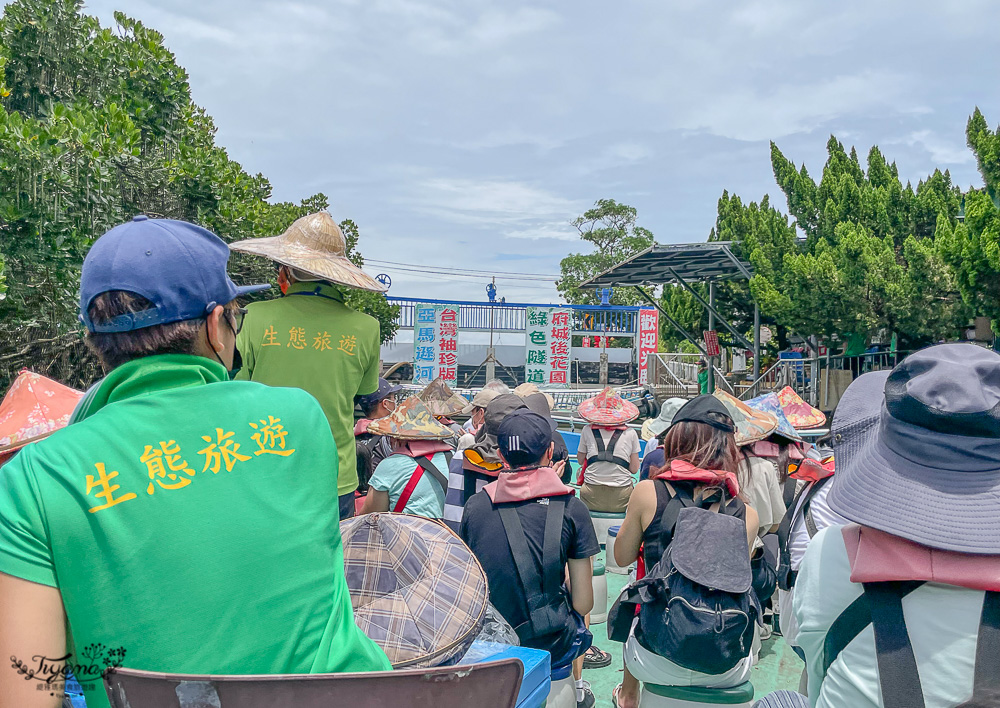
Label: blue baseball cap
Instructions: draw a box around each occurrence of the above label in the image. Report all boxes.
[80,216,270,333]
[356,378,403,411]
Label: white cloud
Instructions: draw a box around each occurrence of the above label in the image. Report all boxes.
[896,130,974,166]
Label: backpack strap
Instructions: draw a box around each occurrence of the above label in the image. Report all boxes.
[394,453,451,513]
[776,477,830,590]
[498,497,568,636]
[822,580,923,676]
[864,582,926,708]
[782,477,798,508]
[587,429,631,469]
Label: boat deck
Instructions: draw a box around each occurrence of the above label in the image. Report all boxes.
[589,549,803,706]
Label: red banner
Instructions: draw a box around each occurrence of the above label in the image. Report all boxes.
[638,309,659,385]
[703,330,720,357]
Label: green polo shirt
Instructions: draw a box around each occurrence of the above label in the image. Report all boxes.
[0,355,390,708]
[236,282,381,495]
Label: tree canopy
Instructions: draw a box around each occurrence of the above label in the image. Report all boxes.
[0,0,396,389]
[557,198,654,306]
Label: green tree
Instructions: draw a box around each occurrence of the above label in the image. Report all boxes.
[967,107,1000,199]
[0,0,397,389]
[557,198,655,306]
[657,284,705,349]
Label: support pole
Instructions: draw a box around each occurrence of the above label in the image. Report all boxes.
[632,286,710,359]
[666,268,752,350]
[707,282,716,394]
[753,303,761,381]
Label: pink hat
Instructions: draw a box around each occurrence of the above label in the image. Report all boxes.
[577,386,639,426]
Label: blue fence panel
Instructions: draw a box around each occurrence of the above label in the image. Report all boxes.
[387,297,640,336]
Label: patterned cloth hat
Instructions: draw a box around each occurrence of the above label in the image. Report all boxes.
[0,370,83,461]
[367,396,454,440]
[744,392,804,442]
[229,212,387,292]
[577,386,640,426]
[712,390,779,446]
[417,377,469,417]
[776,386,826,429]
[341,513,488,668]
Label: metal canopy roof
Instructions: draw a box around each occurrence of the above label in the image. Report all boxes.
[583,242,753,287]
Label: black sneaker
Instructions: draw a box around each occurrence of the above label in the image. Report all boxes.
[577,683,595,708]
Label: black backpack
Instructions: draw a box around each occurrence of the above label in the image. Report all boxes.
[608,505,761,675]
[497,496,575,644]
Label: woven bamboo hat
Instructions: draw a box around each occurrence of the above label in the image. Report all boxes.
[418,378,469,417]
[712,390,779,446]
[367,397,454,440]
[229,212,387,292]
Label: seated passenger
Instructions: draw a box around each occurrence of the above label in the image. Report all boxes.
[577,387,641,513]
[360,397,454,518]
[612,395,759,708]
[794,344,1000,708]
[0,218,390,708]
[461,409,599,704]
[442,393,527,531]
[354,377,401,495]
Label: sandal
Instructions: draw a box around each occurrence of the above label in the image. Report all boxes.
[612,683,623,708]
[582,644,612,669]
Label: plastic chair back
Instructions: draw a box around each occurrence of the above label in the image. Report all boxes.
[104,658,523,708]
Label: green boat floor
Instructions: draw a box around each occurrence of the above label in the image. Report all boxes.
[584,549,803,707]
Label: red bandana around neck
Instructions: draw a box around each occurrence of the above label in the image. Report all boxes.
[484,466,575,503]
[653,458,741,498]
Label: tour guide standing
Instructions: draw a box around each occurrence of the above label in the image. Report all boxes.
[0,217,390,708]
[230,212,387,520]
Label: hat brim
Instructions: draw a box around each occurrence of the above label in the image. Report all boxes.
[827,370,1000,554]
[230,236,387,293]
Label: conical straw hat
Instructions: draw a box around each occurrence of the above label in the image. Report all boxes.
[745,392,804,442]
[712,390,779,446]
[0,370,83,457]
[367,396,455,440]
[776,386,826,429]
[577,386,640,426]
[229,212,387,293]
[341,513,488,667]
[417,377,469,417]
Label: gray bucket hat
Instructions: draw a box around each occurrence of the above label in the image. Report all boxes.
[826,343,1000,554]
[641,397,687,440]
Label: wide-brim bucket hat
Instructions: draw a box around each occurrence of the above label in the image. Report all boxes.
[641,397,687,441]
[417,377,469,418]
[826,343,1000,554]
[341,513,488,667]
[229,212,387,293]
[367,397,454,441]
[745,392,804,443]
[578,386,639,426]
[776,386,826,429]
[713,390,779,446]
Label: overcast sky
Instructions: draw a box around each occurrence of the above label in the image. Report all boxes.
[84,0,1000,302]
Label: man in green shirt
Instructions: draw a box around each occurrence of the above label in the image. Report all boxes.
[0,216,390,708]
[231,212,388,520]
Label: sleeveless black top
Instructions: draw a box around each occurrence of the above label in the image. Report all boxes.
[641,479,746,570]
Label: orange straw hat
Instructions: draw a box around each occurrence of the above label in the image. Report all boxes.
[229,212,387,292]
[417,377,469,418]
[367,397,455,441]
[776,386,826,429]
[712,390,779,446]
[0,370,83,463]
[577,386,640,426]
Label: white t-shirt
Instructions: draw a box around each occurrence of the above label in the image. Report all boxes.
[737,456,785,535]
[794,526,987,708]
[580,425,639,487]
